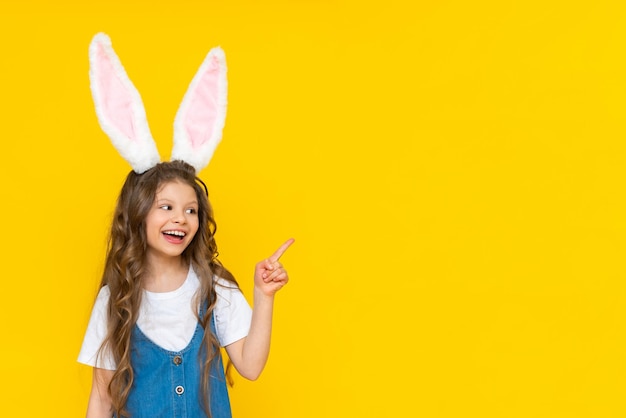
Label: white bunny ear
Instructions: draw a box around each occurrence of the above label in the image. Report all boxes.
[89,33,161,173]
[171,47,227,173]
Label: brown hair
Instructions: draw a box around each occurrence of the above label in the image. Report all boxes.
[97,160,237,417]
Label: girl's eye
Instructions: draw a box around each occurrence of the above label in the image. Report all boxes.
[160,205,172,210]
[185,208,197,214]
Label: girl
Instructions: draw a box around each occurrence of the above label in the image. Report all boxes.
[78,34,293,417]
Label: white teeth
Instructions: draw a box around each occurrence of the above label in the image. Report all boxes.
[163,230,186,237]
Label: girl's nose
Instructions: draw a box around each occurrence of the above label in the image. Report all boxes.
[172,211,186,224]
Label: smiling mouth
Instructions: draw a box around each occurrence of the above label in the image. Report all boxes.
[162,230,186,242]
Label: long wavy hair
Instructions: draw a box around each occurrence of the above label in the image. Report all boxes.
[97,160,237,417]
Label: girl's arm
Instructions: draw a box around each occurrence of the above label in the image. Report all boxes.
[86,368,114,418]
[225,239,294,380]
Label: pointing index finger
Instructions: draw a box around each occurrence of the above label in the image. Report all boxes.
[269,238,295,263]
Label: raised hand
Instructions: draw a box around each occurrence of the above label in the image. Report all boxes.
[254,238,295,297]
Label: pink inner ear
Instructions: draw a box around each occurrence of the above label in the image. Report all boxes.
[184,55,220,150]
[96,43,136,142]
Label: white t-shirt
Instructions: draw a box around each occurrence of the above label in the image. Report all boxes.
[78,267,252,370]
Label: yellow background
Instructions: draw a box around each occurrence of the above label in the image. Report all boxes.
[1,0,625,416]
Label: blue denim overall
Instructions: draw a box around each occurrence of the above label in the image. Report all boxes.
[123,305,232,418]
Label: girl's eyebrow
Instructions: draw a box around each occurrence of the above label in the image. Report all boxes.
[155,198,198,205]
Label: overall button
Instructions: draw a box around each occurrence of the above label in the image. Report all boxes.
[175,385,185,395]
[173,355,182,365]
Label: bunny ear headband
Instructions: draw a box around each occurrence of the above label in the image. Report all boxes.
[88,33,227,174]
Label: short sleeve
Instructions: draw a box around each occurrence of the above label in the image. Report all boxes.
[213,278,252,347]
[77,286,117,370]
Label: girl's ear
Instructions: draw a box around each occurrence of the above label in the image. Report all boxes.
[89,33,161,173]
[171,47,227,173]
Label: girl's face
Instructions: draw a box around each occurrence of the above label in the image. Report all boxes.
[145,180,200,261]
